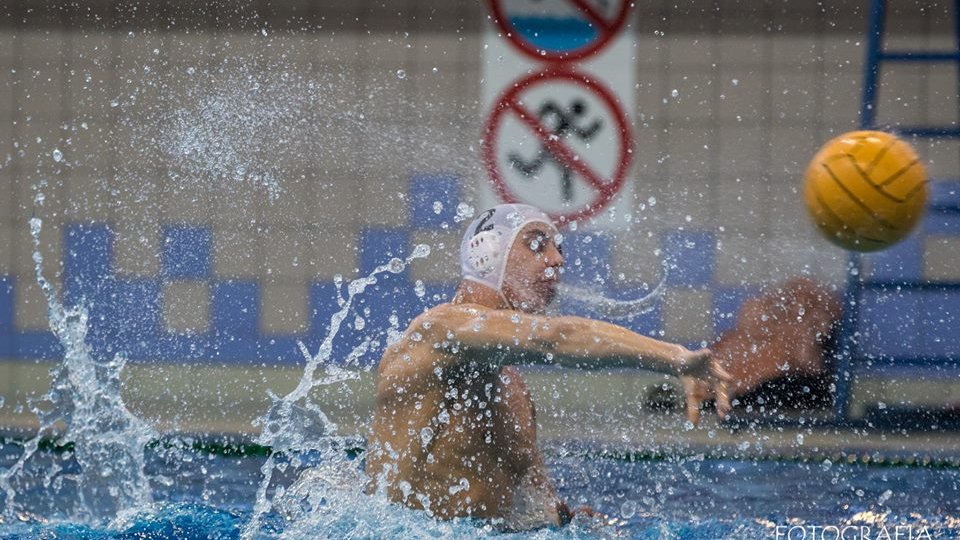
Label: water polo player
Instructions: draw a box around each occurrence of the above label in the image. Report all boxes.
[366,203,732,530]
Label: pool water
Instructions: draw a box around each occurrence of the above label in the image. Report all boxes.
[1,441,957,539]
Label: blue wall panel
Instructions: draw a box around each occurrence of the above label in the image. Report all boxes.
[712,286,755,335]
[0,276,13,337]
[918,289,960,358]
[162,226,212,280]
[560,232,611,287]
[924,209,960,236]
[662,230,715,288]
[409,174,461,230]
[611,284,664,338]
[212,281,260,337]
[858,289,921,358]
[64,223,114,308]
[93,279,163,360]
[866,233,923,282]
[359,229,410,278]
[13,331,63,359]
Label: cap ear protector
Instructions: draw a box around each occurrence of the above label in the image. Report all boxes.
[460,204,558,292]
[464,229,503,279]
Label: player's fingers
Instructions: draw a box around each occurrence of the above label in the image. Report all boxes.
[710,361,732,384]
[686,394,702,425]
[709,362,733,419]
[715,379,732,419]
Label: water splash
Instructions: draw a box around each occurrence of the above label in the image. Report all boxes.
[274,466,506,540]
[112,58,481,208]
[241,244,431,540]
[558,259,668,319]
[0,216,157,524]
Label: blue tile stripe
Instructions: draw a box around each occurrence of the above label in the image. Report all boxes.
[0,223,437,365]
[0,196,957,367]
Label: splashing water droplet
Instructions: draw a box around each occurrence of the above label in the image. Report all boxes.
[432,201,443,214]
[620,500,637,519]
[412,244,431,259]
[388,258,404,273]
[419,427,434,446]
[51,149,63,162]
[2,217,157,524]
[454,203,475,222]
[671,89,679,98]
[396,69,406,79]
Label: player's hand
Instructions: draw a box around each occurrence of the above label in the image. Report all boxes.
[676,347,732,425]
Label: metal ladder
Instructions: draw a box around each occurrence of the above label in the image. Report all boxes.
[832,0,960,423]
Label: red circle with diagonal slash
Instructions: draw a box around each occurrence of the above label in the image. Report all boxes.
[482,68,633,225]
[487,0,631,62]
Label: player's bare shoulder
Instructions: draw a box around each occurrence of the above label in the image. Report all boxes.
[378,303,461,378]
[376,302,493,380]
[404,301,495,342]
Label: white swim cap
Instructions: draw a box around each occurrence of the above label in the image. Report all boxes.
[460,203,559,292]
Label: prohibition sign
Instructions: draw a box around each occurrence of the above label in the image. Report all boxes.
[482,68,633,224]
[487,0,631,62]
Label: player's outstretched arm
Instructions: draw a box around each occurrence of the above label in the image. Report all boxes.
[423,303,732,423]
[428,303,683,371]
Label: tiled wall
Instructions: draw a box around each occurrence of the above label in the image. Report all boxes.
[0,1,958,366]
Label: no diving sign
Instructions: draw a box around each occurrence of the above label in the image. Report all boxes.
[482,68,633,224]
[487,0,631,62]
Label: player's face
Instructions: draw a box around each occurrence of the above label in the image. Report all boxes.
[501,223,564,313]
